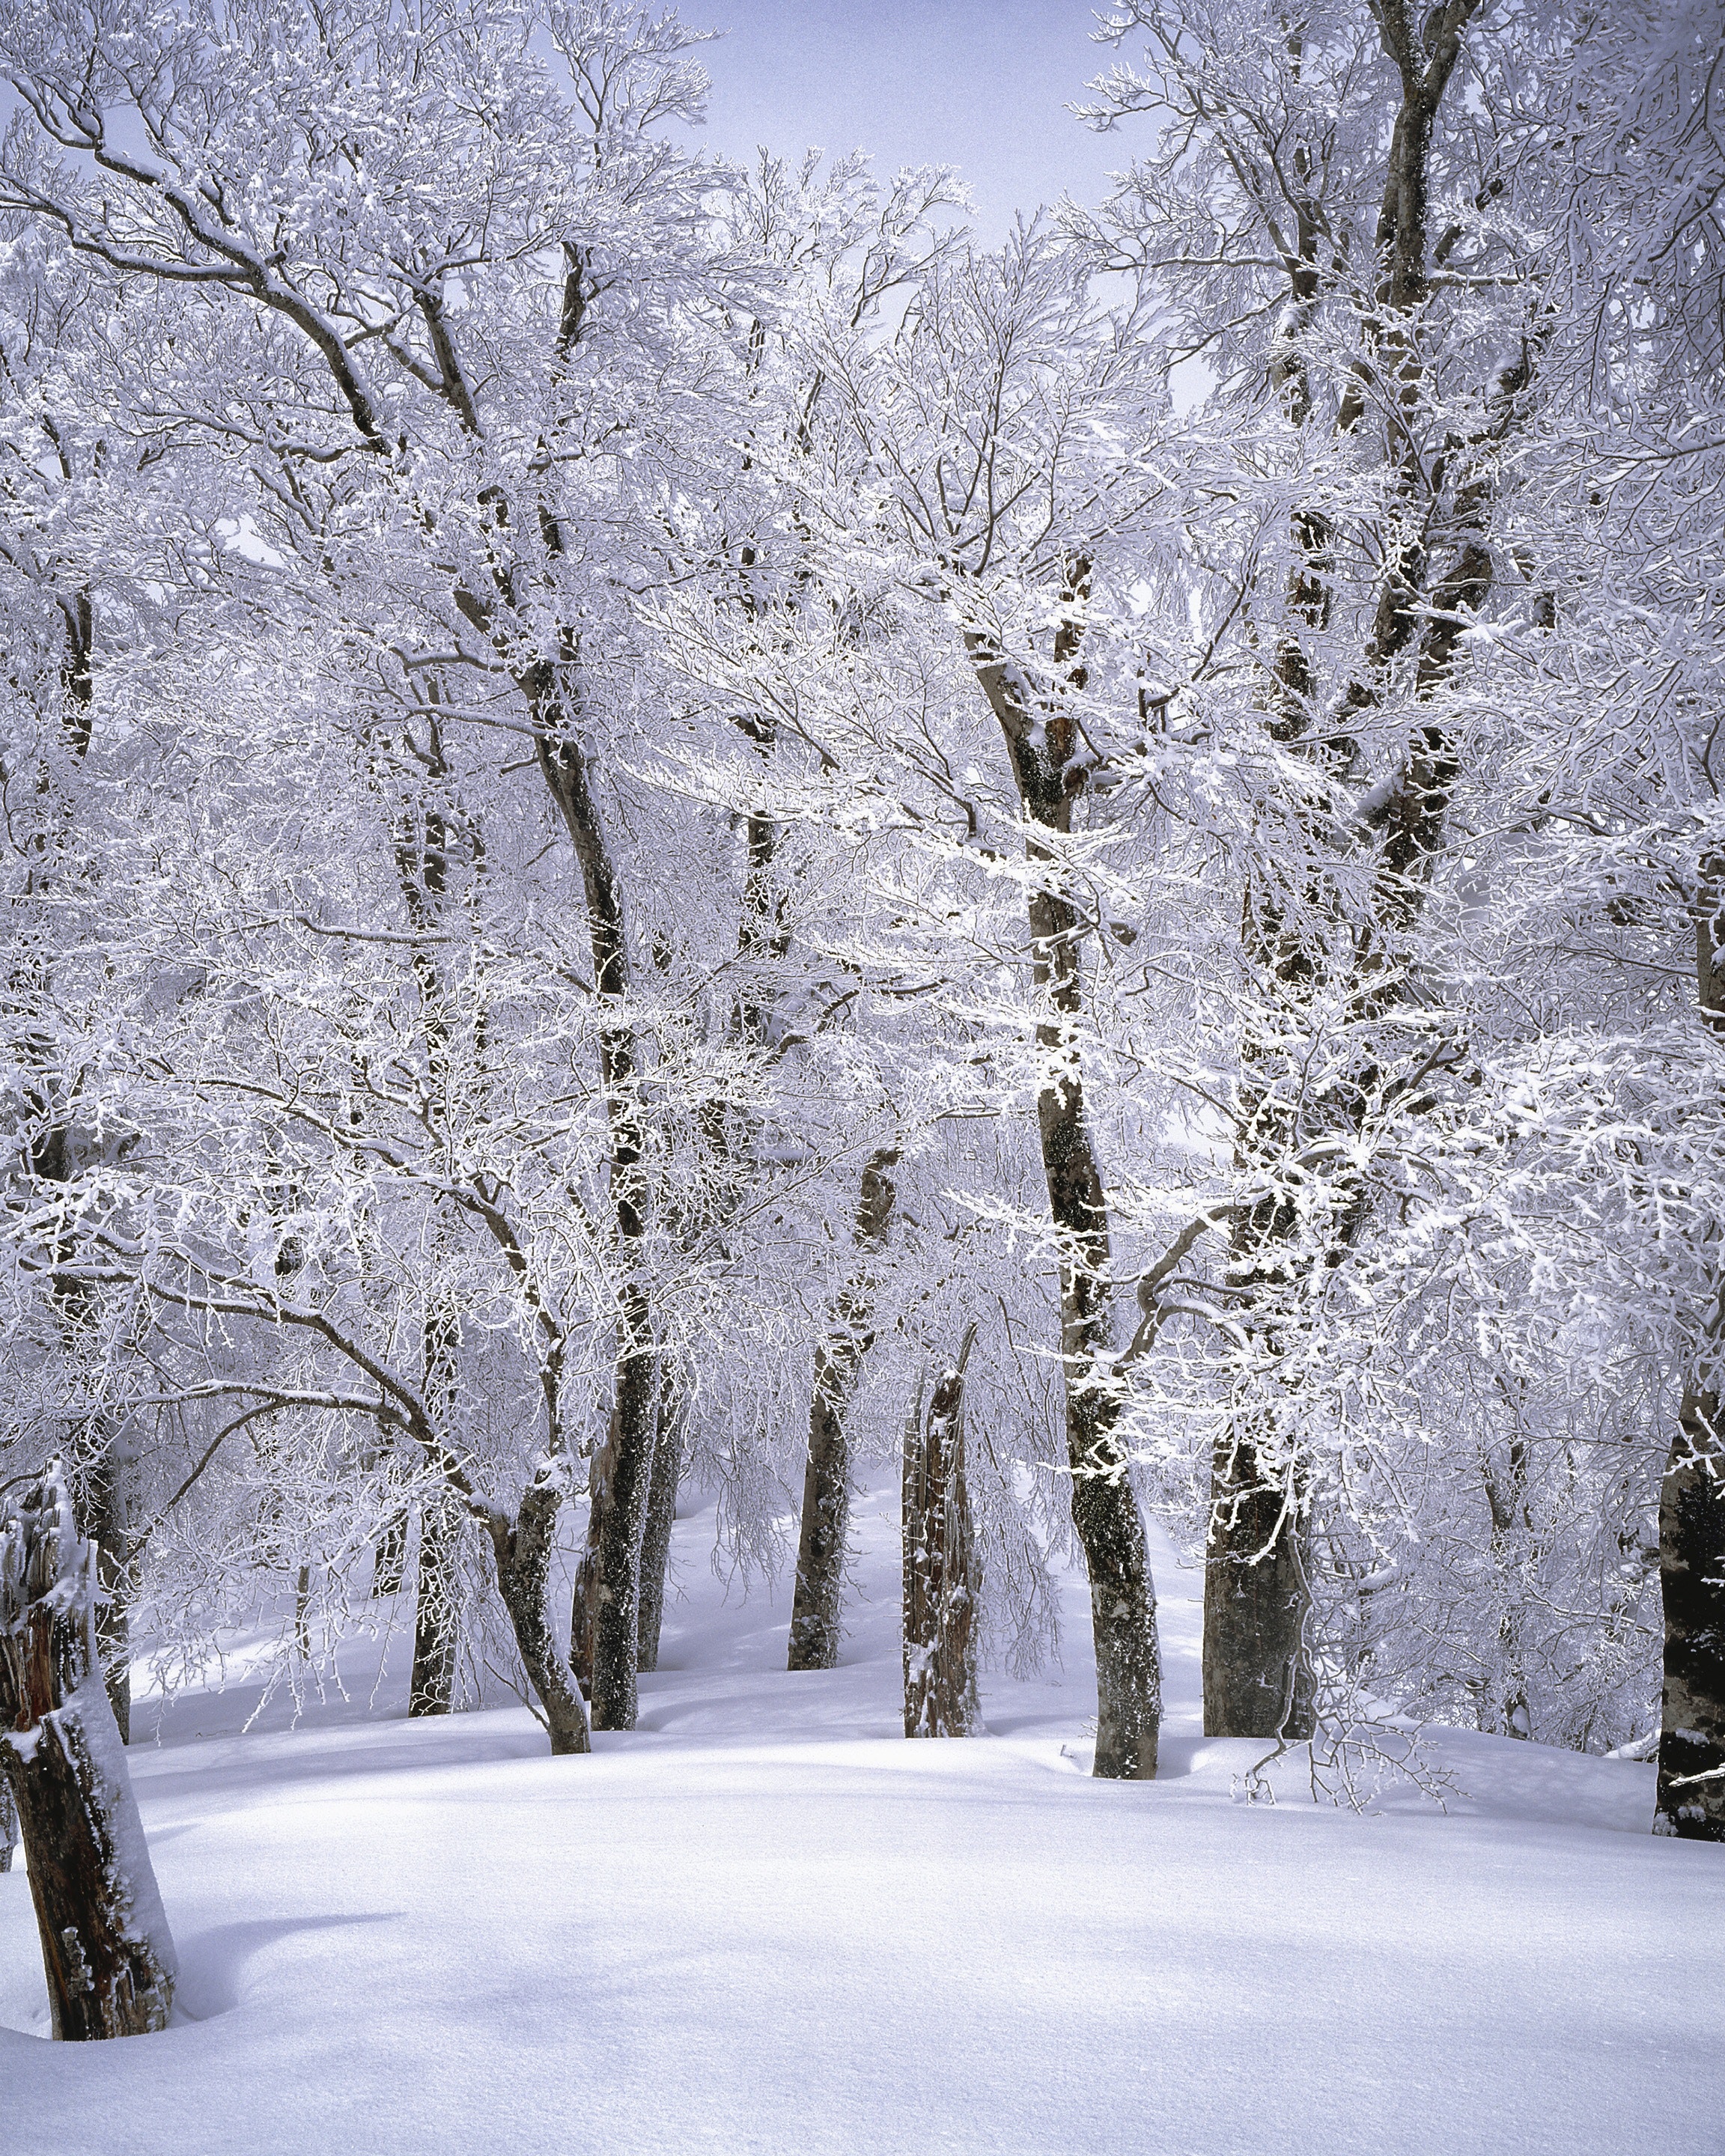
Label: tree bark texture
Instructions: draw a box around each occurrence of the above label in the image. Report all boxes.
[1655,1380,1725,1839]
[1202,1440,1315,1740]
[0,1467,177,2038]
[409,1299,461,1718]
[1658,862,1725,1837]
[902,1336,981,1739]
[636,1361,685,1675]
[967,613,1161,1779]
[788,1149,899,1672]
[410,1497,460,1718]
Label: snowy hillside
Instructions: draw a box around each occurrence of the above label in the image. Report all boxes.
[3,1484,1715,2156]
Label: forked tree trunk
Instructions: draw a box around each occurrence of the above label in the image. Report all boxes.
[788,1149,899,1672]
[902,1333,981,1739]
[1657,864,1725,1838]
[489,1475,590,1757]
[0,1466,177,2038]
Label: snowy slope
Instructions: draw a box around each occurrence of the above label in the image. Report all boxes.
[1,1482,1718,2156]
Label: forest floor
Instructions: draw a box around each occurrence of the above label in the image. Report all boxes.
[1,1481,1719,2156]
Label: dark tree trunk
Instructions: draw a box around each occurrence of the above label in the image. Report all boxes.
[636,1362,684,1674]
[1655,1381,1725,1839]
[1202,1441,1315,1739]
[788,1150,899,1672]
[1658,863,1725,1837]
[410,1497,460,1718]
[902,1333,981,1739]
[0,1467,177,2038]
[532,705,657,1735]
[967,614,1161,1780]
[409,1302,460,1718]
[569,1438,606,1699]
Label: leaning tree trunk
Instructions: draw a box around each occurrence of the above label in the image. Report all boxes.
[0,1465,177,2038]
[788,1148,899,1672]
[902,1331,981,1739]
[489,1471,591,1758]
[1657,862,1725,1838]
[966,618,1161,1781]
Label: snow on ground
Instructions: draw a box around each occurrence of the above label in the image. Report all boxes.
[2,1481,1718,2156]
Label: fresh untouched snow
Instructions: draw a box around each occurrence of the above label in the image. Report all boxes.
[1,1483,1718,2156]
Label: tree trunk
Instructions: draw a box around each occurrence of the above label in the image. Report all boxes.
[1655,1379,1725,1839]
[902,1333,981,1739]
[0,1466,177,2038]
[410,1497,460,1718]
[81,1446,133,1744]
[533,709,657,1735]
[788,1149,899,1671]
[409,1300,460,1717]
[1202,1438,1315,1739]
[374,1503,410,1596]
[636,1361,684,1674]
[490,1477,591,1757]
[1658,862,1725,1837]
[967,617,1161,1780]
[1482,1437,1533,1741]
[0,1771,16,1872]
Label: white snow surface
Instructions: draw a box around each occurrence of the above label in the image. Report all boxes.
[2,1482,1718,2156]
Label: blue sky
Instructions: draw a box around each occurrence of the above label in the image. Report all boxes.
[687,1,1140,237]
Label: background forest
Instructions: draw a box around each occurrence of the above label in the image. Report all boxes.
[1,0,1724,2082]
